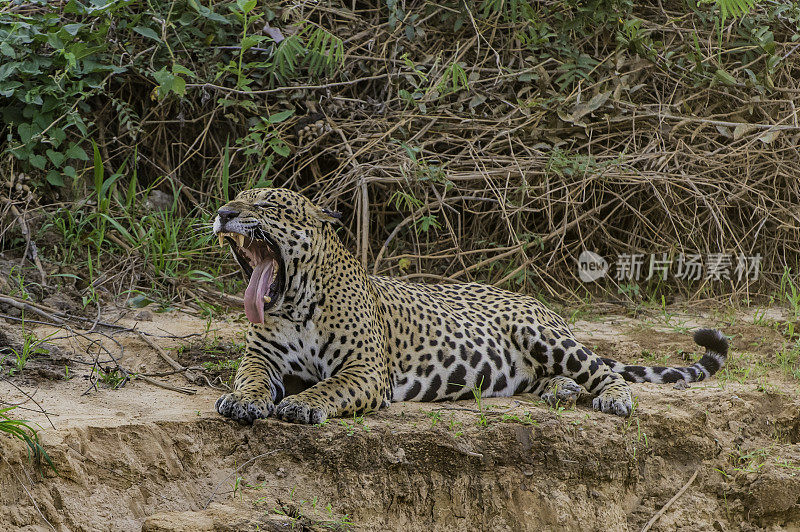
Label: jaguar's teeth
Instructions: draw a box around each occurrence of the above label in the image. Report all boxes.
[218,233,225,248]
[236,234,245,248]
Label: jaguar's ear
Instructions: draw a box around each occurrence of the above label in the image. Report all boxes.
[312,206,342,224]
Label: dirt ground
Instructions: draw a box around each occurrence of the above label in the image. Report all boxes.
[1,304,799,531]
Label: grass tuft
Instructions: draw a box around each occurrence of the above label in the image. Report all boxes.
[0,406,57,474]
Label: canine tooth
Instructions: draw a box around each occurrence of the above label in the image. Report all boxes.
[236,234,245,247]
[218,233,225,247]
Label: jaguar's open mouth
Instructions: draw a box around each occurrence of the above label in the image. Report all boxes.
[217,231,284,324]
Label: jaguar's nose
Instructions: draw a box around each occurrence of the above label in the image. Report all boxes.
[217,206,239,225]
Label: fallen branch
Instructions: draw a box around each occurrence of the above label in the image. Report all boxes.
[3,198,47,286]
[1,456,56,532]
[136,331,198,385]
[0,296,65,324]
[641,469,699,532]
[137,375,196,395]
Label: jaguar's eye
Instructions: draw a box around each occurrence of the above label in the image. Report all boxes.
[253,202,270,208]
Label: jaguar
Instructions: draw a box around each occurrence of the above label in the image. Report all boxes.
[213,188,728,424]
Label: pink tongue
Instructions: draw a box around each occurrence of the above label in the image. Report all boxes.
[244,261,274,324]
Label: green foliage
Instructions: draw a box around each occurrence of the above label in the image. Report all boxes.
[0,406,57,473]
[5,330,50,376]
[779,268,800,319]
[0,0,794,305]
[479,0,537,23]
[437,61,469,96]
[302,25,345,79]
[0,0,344,185]
[707,0,763,25]
[235,108,295,182]
[40,148,229,298]
[93,365,126,388]
[390,189,423,212]
[1,317,55,377]
[500,412,538,425]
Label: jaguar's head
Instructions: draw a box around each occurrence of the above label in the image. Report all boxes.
[213,188,340,324]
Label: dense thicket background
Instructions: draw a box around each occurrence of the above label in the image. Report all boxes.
[2,0,800,310]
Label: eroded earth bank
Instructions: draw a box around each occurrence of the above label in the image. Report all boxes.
[1,306,799,531]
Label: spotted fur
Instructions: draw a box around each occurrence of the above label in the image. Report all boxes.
[213,188,729,424]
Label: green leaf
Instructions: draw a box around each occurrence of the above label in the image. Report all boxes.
[133,26,161,42]
[63,0,86,15]
[0,81,21,96]
[240,35,262,51]
[187,270,214,281]
[29,154,47,170]
[17,123,33,144]
[99,214,136,244]
[713,0,761,21]
[72,116,89,136]
[92,140,103,196]
[187,0,230,23]
[50,128,67,148]
[172,64,196,78]
[99,171,125,200]
[63,23,84,36]
[269,138,290,157]
[127,294,153,308]
[171,75,186,96]
[66,143,88,161]
[152,67,173,85]
[237,0,257,14]
[714,69,737,86]
[0,42,15,57]
[46,149,65,167]
[47,32,65,50]
[46,170,65,187]
[63,165,77,179]
[152,67,174,97]
[267,109,295,124]
[0,61,20,82]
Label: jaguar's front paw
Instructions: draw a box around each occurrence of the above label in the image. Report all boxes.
[215,392,274,424]
[275,396,327,425]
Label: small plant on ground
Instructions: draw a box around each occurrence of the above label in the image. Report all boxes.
[500,412,538,425]
[780,268,800,319]
[4,326,53,377]
[0,406,57,473]
[92,365,127,389]
[448,414,463,438]
[776,343,800,382]
[454,377,489,427]
[339,414,370,435]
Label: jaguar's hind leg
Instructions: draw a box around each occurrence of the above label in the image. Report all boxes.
[520,325,633,416]
[570,348,633,416]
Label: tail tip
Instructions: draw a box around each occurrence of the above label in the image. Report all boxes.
[693,328,728,358]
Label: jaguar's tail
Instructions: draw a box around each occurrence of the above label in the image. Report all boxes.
[600,328,728,383]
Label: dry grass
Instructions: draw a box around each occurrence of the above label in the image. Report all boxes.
[2,0,800,304]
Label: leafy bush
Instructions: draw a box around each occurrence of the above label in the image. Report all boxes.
[0,0,342,190]
[1,0,799,303]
